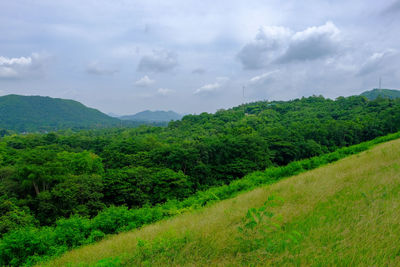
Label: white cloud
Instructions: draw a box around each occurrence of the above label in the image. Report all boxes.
[134,75,155,87]
[137,49,178,72]
[0,55,33,78]
[157,88,175,96]
[249,70,279,84]
[194,77,229,95]
[0,56,32,66]
[0,53,48,79]
[237,22,341,69]
[86,62,118,75]
[194,82,221,95]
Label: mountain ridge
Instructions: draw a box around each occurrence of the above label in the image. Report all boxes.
[0,94,121,132]
[119,110,182,122]
[360,88,400,100]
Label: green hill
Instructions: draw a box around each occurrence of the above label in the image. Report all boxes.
[360,88,400,100]
[119,110,182,122]
[2,95,400,266]
[0,94,121,132]
[43,137,400,266]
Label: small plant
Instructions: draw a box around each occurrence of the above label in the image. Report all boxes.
[236,195,301,254]
[93,257,122,267]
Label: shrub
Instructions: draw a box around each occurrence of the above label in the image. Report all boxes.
[54,216,92,247]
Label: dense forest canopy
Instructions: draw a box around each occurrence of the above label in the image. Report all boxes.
[2,94,400,265]
[361,88,400,100]
[1,95,400,234]
[0,94,167,133]
[0,94,121,132]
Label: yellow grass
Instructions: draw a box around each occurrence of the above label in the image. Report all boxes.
[41,138,400,266]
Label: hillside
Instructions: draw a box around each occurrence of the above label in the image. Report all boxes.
[360,88,400,100]
[2,95,400,266]
[0,94,121,132]
[44,138,400,266]
[119,110,182,122]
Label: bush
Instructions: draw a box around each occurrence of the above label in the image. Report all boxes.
[0,227,63,266]
[54,216,92,247]
[91,206,133,234]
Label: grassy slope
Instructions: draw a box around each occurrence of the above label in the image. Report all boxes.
[42,139,400,266]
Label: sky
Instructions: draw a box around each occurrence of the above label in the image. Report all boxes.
[0,0,399,115]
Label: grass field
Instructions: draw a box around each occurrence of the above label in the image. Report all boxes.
[41,138,400,266]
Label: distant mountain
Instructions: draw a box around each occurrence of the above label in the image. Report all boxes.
[119,110,183,122]
[107,112,121,118]
[360,88,400,100]
[0,94,121,132]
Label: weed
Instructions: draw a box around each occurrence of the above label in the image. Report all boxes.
[236,195,301,254]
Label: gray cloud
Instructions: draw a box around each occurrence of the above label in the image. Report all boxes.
[1,1,399,114]
[277,22,340,63]
[137,50,178,72]
[86,62,118,75]
[237,22,341,69]
[381,0,400,15]
[237,26,291,69]
[0,67,18,79]
[358,49,398,76]
[192,68,206,74]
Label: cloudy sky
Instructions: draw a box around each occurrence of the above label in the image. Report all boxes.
[1,0,399,115]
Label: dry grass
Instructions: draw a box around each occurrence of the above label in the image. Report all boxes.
[41,139,400,266]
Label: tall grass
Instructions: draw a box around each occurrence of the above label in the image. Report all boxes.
[44,137,400,266]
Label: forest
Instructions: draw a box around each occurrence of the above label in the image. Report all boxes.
[2,95,400,265]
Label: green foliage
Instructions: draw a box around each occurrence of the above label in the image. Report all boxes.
[53,216,92,248]
[236,196,301,254]
[2,95,400,265]
[50,175,105,219]
[361,88,400,100]
[0,197,37,237]
[4,131,399,267]
[0,227,65,266]
[0,94,122,132]
[103,167,192,207]
[56,151,104,175]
